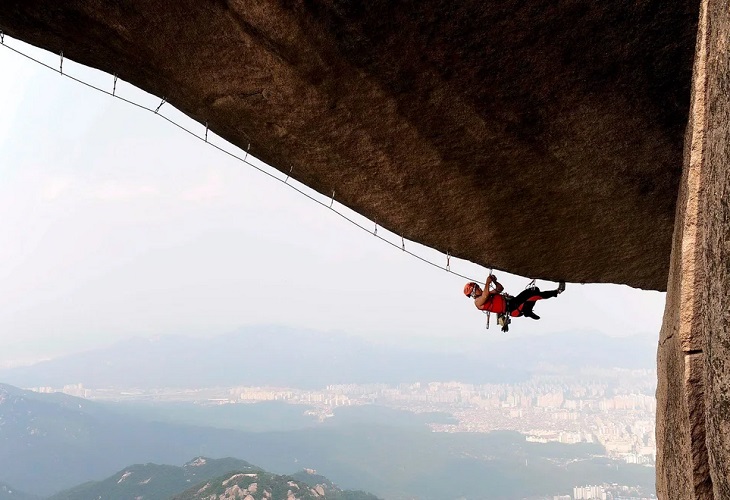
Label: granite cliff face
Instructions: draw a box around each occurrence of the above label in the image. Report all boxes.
[655,1,730,498]
[0,0,701,290]
[1,1,728,498]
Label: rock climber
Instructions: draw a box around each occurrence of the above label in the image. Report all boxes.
[463,274,565,332]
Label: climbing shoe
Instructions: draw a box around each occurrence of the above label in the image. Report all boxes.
[557,281,566,294]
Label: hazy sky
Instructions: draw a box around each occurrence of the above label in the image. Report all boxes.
[0,37,667,368]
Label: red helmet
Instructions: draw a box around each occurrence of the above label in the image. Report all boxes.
[464,282,477,297]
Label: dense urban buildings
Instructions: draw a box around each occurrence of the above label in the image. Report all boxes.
[34,368,657,467]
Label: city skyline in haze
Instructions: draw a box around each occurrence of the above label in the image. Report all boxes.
[0,37,666,368]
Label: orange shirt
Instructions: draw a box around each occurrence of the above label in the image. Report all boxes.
[476,293,507,314]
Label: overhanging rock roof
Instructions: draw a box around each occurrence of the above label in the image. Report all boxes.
[0,0,701,290]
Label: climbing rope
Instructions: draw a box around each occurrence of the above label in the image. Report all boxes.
[0,34,492,284]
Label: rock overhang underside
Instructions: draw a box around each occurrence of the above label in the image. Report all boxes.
[0,0,702,291]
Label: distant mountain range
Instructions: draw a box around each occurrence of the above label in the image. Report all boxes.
[171,465,379,500]
[47,456,378,500]
[0,383,654,499]
[48,457,259,500]
[0,327,656,389]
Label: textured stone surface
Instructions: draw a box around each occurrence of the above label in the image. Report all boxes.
[655,19,709,487]
[702,0,730,497]
[0,0,701,290]
[686,352,713,498]
[656,0,729,498]
[656,318,694,498]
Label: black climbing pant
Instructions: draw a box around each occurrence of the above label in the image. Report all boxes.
[507,287,559,316]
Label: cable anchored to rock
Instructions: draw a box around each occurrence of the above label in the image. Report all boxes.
[0,35,490,284]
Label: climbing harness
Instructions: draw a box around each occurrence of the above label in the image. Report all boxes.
[484,274,538,332]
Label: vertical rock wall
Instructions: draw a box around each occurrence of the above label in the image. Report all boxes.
[702,0,730,497]
[655,0,710,494]
[656,0,729,497]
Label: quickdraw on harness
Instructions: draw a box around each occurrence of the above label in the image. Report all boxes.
[482,269,494,330]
